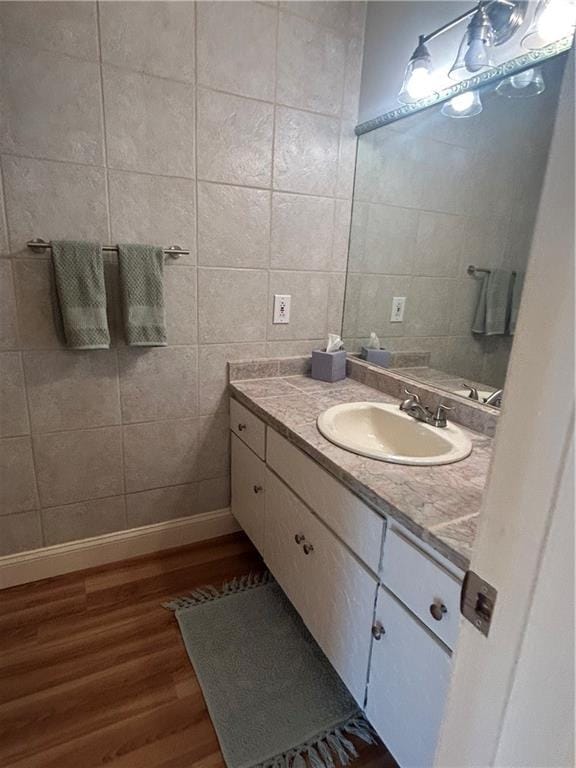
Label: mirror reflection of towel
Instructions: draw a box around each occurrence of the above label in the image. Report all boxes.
[508,272,524,335]
[471,269,514,336]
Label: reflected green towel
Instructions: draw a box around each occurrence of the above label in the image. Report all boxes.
[508,271,524,335]
[472,268,513,336]
[118,243,167,347]
[51,240,110,350]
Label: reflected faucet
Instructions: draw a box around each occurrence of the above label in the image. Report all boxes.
[484,389,503,407]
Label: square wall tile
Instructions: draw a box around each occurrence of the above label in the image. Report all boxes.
[279,2,352,33]
[332,198,352,271]
[123,417,197,492]
[413,211,464,277]
[23,350,120,433]
[0,170,7,256]
[0,352,29,437]
[0,1,99,59]
[198,342,266,415]
[327,272,346,332]
[197,2,276,100]
[274,107,339,195]
[119,346,198,423]
[197,182,271,269]
[0,510,42,556]
[342,34,364,121]
[335,120,357,198]
[34,427,123,507]
[108,171,196,265]
[2,156,108,252]
[271,192,334,271]
[0,260,18,349]
[103,66,195,177]
[164,266,197,345]
[277,13,346,116]
[100,1,195,82]
[126,482,199,527]
[42,496,126,546]
[0,44,103,164]
[267,271,330,340]
[342,273,412,339]
[198,475,230,514]
[362,203,418,275]
[198,268,268,343]
[0,436,38,514]
[405,277,454,337]
[197,89,274,186]
[195,413,230,480]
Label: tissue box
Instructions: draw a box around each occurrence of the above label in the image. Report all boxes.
[311,349,347,382]
[360,347,392,368]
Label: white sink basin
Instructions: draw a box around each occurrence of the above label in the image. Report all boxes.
[317,402,472,466]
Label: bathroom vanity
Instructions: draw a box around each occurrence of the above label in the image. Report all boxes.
[228,364,493,767]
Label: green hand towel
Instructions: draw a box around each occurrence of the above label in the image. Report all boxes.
[508,271,524,335]
[51,240,110,350]
[118,243,167,347]
[472,268,513,336]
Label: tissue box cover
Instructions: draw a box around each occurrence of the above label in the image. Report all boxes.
[311,349,346,382]
[360,347,392,368]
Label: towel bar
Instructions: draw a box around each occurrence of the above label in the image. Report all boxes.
[467,265,517,277]
[27,238,188,259]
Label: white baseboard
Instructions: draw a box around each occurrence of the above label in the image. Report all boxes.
[0,508,240,591]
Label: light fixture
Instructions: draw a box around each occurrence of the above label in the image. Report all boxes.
[449,5,494,80]
[495,66,546,96]
[398,37,435,103]
[521,0,576,49]
[441,89,483,118]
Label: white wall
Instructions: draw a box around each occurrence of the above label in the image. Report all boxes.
[358,0,539,123]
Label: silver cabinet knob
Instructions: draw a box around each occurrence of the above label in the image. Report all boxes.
[237,423,247,431]
[253,485,263,494]
[294,533,305,545]
[372,621,385,640]
[303,543,314,555]
[430,601,448,621]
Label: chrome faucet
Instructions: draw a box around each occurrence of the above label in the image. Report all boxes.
[484,388,503,407]
[400,389,453,428]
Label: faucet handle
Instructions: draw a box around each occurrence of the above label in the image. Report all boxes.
[433,403,453,427]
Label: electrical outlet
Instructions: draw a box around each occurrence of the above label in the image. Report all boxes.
[390,297,406,323]
[273,294,291,324]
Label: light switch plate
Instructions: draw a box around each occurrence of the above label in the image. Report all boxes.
[273,294,291,324]
[390,297,406,323]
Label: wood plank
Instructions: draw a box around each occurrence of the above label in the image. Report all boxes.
[0,532,396,768]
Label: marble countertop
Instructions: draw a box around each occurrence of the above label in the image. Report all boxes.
[229,374,493,571]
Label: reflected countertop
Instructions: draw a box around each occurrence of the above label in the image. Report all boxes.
[230,373,493,571]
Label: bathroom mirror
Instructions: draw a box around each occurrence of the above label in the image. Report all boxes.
[342,54,567,407]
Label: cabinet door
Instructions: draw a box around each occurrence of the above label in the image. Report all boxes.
[265,469,377,706]
[231,434,266,553]
[367,587,452,768]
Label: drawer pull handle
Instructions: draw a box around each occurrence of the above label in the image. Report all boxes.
[237,423,247,431]
[303,543,314,555]
[430,601,448,621]
[372,622,385,640]
[294,534,305,545]
[253,485,264,494]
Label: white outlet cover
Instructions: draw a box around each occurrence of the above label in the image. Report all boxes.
[391,296,406,323]
[273,294,291,324]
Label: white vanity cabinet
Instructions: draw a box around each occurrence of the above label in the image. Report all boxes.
[229,397,465,767]
[264,469,377,705]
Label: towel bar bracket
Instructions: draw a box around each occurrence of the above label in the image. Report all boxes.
[26,238,188,259]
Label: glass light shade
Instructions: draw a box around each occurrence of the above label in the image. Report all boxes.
[495,67,546,97]
[449,28,494,80]
[398,43,435,103]
[441,89,483,118]
[522,0,576,49]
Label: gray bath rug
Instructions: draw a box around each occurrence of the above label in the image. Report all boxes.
[165,573,375,768]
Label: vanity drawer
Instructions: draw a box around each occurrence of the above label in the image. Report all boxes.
[266,429,384,574]
[230,398,266,460]
[381,527,462,650]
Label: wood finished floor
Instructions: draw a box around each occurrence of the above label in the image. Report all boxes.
[0,533,397,768]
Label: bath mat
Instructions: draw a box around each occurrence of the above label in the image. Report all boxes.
[165,573,375,768]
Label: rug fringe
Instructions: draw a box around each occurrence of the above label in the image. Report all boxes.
[251,712,377,768]
[162,571,273,612]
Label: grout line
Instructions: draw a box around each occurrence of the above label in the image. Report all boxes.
[193,0,201,419]
[95,1,112,242]
[0,157,13,255]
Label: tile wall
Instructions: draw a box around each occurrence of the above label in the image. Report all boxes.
[0,0,365,554]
